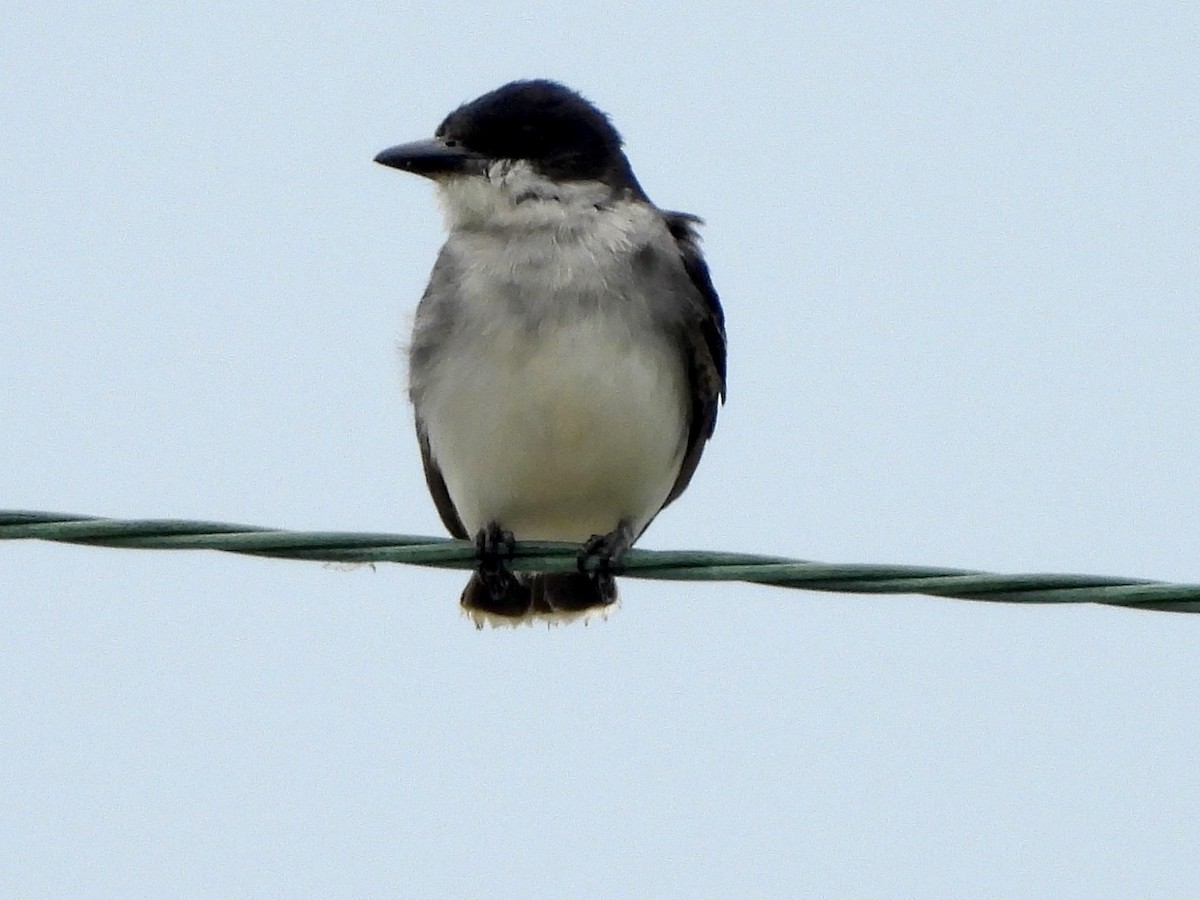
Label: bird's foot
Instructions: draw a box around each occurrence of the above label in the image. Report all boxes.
[474,522,517,600]
[577,520,634,578]
[474,521,516,564]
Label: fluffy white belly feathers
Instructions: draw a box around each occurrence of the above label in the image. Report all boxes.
[419,313,688,542]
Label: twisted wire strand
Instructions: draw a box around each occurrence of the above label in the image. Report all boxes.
[3,509,1197,613]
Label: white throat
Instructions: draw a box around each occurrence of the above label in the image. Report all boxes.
[434,159,616,233]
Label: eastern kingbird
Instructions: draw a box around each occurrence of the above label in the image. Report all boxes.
[375,80,726,625]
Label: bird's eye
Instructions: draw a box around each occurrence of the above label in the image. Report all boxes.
[444,138,459,147]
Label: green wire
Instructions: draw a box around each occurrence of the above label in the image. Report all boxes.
[3,509,1197,613]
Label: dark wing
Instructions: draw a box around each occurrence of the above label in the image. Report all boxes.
[409,245,469,540]
[661,211,727,509]
[417,427,468,539]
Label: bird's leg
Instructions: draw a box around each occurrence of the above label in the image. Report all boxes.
[475,521,516,562]
[578,519,634,580]
[474,522,518,600]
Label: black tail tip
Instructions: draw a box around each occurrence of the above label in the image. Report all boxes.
[460,571,618,627]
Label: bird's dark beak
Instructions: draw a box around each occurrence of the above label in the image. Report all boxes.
[373,138,488,178]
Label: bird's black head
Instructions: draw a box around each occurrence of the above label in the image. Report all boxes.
[437,80,623,181]
[376,80,643,191]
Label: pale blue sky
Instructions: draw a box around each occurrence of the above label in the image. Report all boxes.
[3,3,1199,897]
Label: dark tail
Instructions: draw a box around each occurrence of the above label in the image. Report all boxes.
[460,571,618,626]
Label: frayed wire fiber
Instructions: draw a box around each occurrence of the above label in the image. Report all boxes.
[3,509,1199,614]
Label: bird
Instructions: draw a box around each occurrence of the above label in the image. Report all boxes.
[374,79,726,626]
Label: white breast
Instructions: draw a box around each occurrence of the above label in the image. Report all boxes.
[415,170,692,542]
[419,313,689,542]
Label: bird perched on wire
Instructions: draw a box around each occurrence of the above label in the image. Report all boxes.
[375,80,726,626]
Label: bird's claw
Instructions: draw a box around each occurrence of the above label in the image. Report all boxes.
[474,522,517,600]
[577,521,633,577]
[474,522,515,564]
